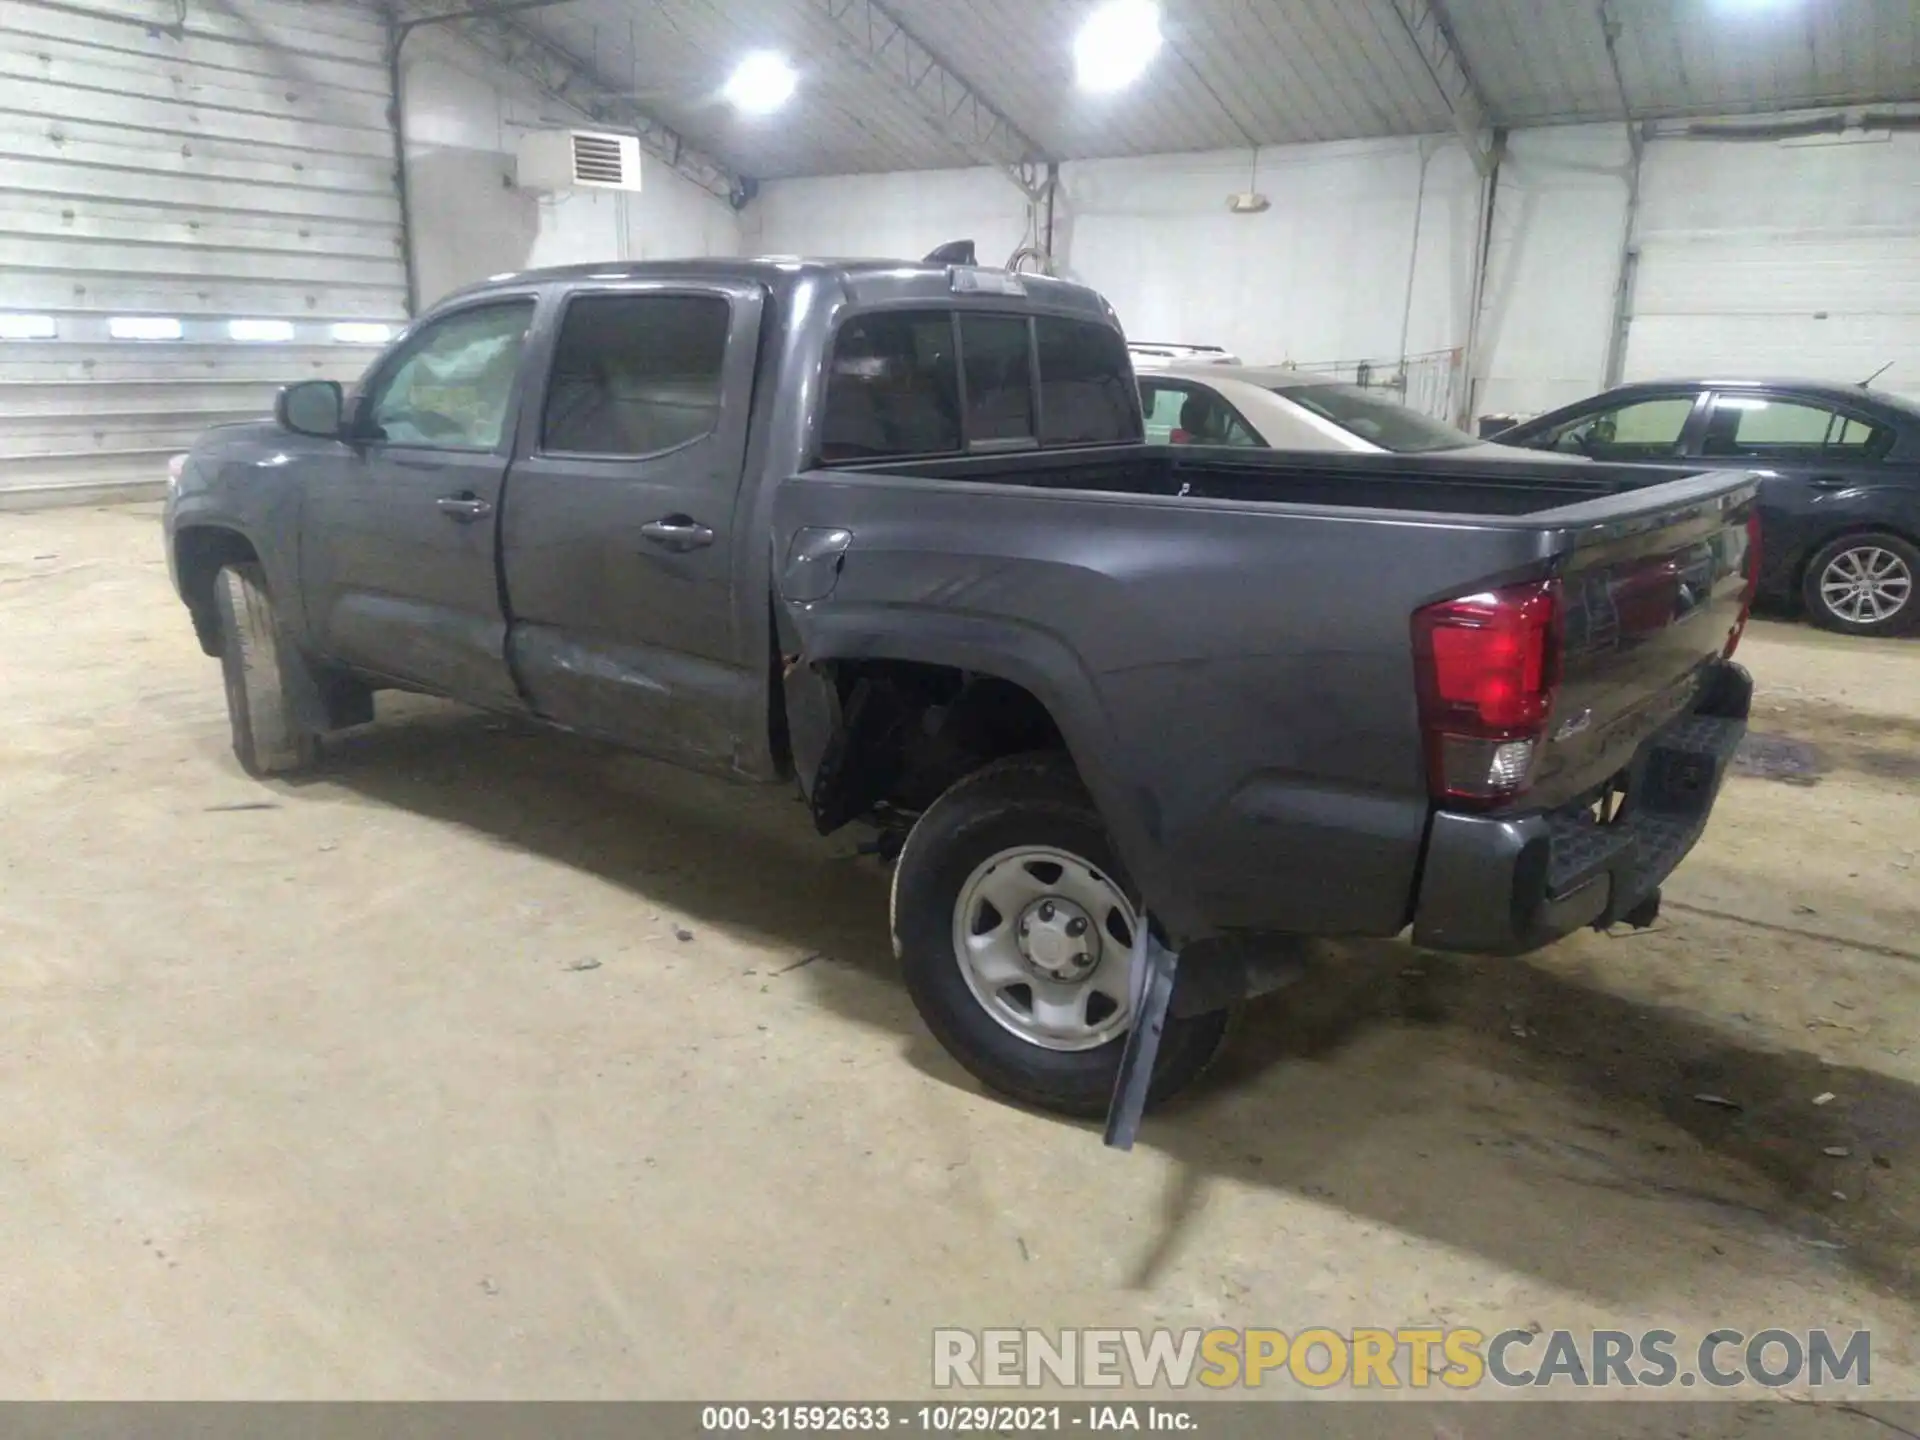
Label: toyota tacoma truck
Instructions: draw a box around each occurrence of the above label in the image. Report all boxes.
[164,255,1759,1139]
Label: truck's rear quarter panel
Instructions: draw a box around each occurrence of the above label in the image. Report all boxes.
[773,470,1568,941]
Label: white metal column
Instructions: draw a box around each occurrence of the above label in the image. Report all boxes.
[0,0,407,506]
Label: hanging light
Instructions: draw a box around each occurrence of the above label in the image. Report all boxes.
[724,52,798,115]
[1074,0,1162,94]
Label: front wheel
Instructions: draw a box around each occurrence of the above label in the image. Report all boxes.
[213,562,319,777]
[1802,532,1918,637]
[890,754,1228,1118]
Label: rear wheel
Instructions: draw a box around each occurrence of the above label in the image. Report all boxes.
[890,754,1228,1118]
[213,562,318,777]
[1802,532,1918,637]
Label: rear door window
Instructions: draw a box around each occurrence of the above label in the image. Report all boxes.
[1142,382,1260,445]
[1700,395,1892,461]
[542,293,731,457]
[1139,382,1187,442]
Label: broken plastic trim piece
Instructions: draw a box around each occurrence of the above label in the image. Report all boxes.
[1103,919,1178,1151]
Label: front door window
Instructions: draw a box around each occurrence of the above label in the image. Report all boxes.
[363,302,534,449]
[1537,396,1696,461]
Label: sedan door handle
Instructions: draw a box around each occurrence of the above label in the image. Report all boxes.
[435,493,493,521]
[640,516,716,552]
[1808,475,1854,492]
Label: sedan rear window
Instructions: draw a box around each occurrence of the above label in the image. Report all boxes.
[1275,383,1475,454]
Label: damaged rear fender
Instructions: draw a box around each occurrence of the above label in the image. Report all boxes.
[773,600,1194,935]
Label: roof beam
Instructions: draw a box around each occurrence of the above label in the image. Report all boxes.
[392,1,754,208]
[1387,0,1499,174]
[815,0,1048,171]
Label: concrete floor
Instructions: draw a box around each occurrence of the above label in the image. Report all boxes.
[1,505,1916,1418]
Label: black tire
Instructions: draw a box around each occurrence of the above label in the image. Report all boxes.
[212,562,318,777]
[1801,531,1920,637]
[890,753,1228,1118]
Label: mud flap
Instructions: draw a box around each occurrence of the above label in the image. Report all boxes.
[1103,920,1180,1152]
[282,648,373,736]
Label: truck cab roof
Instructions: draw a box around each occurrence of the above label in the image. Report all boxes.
[438,256,1118,323]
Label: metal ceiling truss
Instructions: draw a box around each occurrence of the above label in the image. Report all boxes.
[816,0,1049,178]
[1387,0,1499,174]
[392,1,754,208]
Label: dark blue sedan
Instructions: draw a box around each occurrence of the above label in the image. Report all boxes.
[1492,378,1920,637]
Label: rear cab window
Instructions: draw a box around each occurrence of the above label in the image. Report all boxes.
[819,308,1140,464]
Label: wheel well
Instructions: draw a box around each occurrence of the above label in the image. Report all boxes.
[174,526,259,656]
[806,659,1070,830]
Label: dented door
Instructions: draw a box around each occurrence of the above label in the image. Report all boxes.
[500,281,764,772]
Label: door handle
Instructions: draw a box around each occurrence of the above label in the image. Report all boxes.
[436,493,493,521]
[640,516,716,552]
[1808,476,1853,492]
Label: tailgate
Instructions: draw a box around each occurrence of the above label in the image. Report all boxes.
[1528,475,1759,808]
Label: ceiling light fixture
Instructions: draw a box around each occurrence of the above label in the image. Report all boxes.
[723,52,798,116]
[1074,0,1162,94]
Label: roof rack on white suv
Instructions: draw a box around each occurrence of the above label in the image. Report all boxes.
[1127,342,1241,369]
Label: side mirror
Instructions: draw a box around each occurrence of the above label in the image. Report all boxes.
[275,379,344,438]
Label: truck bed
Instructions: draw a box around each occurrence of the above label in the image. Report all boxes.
[836,443,1696,518]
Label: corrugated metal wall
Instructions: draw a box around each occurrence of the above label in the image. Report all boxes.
[1623,132,1920,397]
[0,0,406,506]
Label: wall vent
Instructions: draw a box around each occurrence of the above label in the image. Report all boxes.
[516,130,644,193]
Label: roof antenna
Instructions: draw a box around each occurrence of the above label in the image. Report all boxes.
[923,239,977,266]
[1859,360,1895,389]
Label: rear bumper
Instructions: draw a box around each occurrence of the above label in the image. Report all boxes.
[1409,659,1752,956]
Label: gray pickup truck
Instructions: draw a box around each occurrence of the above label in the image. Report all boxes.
[164,255,1758,1140]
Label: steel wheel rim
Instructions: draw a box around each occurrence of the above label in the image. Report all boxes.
[950,845,1138,1052]
[1819,546,1913,624]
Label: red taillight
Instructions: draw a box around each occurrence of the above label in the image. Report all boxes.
[1412,579,1562,807]
[1724,505,1762,658]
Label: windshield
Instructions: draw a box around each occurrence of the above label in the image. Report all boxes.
[1274,383,1477,453]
